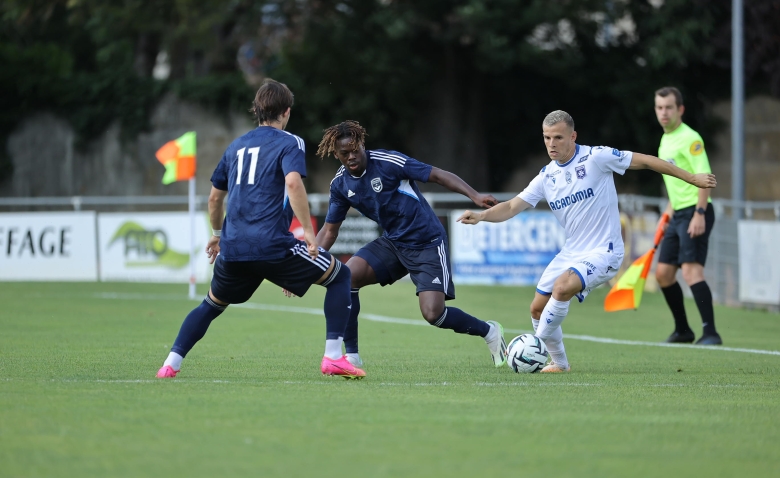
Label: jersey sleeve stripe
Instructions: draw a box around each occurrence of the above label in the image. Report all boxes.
[282,131,305,151]
[330,166,345,185]
[371,151,406,166]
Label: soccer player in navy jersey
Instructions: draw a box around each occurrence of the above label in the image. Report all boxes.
[313,120,508,368]
[156,79,364,379]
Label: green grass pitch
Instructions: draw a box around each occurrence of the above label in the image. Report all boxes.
[1,281,779,477]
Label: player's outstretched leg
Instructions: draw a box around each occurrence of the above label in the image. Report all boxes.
[421,292,506,367]
[157,294,227,378]
[320,262,365,379]
[343,288,363,367]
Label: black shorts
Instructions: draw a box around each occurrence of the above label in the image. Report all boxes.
[354,236,455,300]
[210,241,334,304]
[658,204,715,267]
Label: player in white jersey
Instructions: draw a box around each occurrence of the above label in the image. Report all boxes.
[457,111,716,372]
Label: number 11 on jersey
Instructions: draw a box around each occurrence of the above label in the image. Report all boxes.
[236,147,260,185]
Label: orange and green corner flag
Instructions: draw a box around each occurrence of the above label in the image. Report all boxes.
[155,132,196,184]
[604,213,670,312]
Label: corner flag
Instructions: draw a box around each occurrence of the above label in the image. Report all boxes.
[604,213,670,312]
[155,132,197,184]
[155,131,199,299]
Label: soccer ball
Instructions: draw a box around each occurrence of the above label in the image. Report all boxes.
[506,334,549,373]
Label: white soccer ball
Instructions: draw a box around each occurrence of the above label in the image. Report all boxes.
[506,334,549,373]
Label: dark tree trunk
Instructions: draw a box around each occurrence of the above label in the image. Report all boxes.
[409,45,489,191]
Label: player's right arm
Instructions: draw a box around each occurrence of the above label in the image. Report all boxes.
[457,196,533,225]
[285,171,318,258]
[317,175,350,250]
[316,222,342,251]
[205,186,228,263]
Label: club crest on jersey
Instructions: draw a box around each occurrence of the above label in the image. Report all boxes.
[575,165,586,179]
[565,171,572,184]
[371,177,383,192]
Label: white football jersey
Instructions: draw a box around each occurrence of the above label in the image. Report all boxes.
[518,144,632,254]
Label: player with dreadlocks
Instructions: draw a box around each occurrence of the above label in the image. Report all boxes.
[311,120,508,368]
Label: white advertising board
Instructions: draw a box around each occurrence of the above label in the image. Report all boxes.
[98,212,211,282]
[738,220,780,305]
[0,212,98,281]
[449,210,565,285]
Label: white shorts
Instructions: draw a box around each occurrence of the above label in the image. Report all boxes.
[536,247,623,302]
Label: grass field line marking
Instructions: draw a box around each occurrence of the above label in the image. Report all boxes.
[2,378,607,387]
[234,302,780,357]
[91,293,780,357]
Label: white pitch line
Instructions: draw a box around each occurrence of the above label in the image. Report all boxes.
[91,292,780,357]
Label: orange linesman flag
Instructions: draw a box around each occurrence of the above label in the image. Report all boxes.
[155,132,196,184]
[604,213,670,312]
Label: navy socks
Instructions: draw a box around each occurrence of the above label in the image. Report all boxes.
[343,288,360,354]
[432,307,490,337]
[321,262,352,340]
[171,295,227,357]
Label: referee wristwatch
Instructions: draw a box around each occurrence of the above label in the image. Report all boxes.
[695,207,706,215]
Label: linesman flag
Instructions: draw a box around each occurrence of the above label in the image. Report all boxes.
[604,213,670,312]
[155,132,196,184]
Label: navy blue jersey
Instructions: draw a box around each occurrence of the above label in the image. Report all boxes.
[211,126,307,261]
[325,150,444,249]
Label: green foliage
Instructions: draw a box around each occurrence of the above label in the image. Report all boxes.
[2,0,775,193]
[0,0,253,185]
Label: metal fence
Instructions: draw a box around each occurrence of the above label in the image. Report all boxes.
[2,193,779,309]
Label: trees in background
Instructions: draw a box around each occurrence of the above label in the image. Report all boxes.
[2,0,778,193]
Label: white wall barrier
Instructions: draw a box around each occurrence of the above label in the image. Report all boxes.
[98,212,211,282]
[0,212,98,281]
[449,210,565,285]
[738,221,780,305]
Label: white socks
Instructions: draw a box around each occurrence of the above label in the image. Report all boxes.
[535,297,570,340]
[163,352,183,371]
[532,297,571,368]
[325,338,344,360]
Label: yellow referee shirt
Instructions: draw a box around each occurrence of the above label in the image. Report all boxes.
[658,122,712,210]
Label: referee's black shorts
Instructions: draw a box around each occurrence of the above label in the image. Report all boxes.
[658,203,715,267]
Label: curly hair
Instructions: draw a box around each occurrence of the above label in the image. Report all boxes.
[316,120,368,159]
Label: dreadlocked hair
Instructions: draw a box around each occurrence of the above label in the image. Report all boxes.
[317,120,368,160]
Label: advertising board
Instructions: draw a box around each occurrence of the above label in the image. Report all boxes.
[97,212,211,282]
[0,212,98,281]
[449,210,565,285]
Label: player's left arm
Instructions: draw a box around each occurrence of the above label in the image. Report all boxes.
[628,153,716,189]
[206,186,228,264]
[428,167,498,208]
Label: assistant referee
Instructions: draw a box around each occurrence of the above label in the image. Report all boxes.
[653,86,722,345]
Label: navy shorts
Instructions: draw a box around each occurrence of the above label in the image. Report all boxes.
[210,240,334,304]
[658,204,715,267]
[354,236,455,300]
